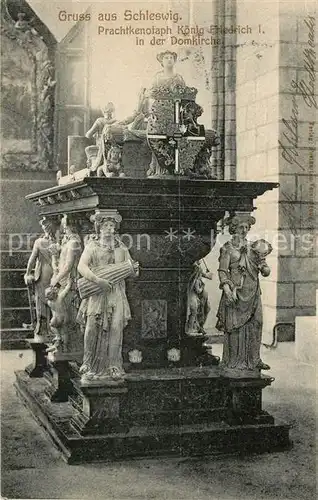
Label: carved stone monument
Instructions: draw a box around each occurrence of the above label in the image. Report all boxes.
[216,214,273,378]
[23,216,59,377]
[77,210,139,385]
[14,51,290,463]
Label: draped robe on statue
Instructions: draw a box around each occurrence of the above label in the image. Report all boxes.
[216,241,263,371]
[77,239,131,378]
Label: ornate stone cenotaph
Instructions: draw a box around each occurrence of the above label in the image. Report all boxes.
[15,51,290,463]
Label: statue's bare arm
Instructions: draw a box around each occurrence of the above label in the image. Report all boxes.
[77,244,111,291]
[85,119,103,138]
[77,246,98,283]
[59,279,72,301]
[24,240,39,283]
[51,243,79,286]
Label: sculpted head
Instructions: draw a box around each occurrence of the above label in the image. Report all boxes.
[61,214,80,236]
[40,217,58,237]
[101,102,115,118]
[91,210,122,237]
[225,214,256,238]
[107,145,122,164]
[157,50,177,69]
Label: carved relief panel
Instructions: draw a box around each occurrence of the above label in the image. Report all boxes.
[0,0,56,171]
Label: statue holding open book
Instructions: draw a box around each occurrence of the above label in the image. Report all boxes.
[76,210,139,384]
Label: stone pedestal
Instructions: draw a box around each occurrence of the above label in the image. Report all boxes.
[45,353,75,403]
[13,176,292,463]
[70,382,129,436]
[15,366,290,463]
[25,339,49,378]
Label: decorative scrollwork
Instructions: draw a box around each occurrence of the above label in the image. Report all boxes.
[0,1,56,171]
[150,84,198,101]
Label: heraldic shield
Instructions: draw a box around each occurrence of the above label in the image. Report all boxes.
[146,85,218,178]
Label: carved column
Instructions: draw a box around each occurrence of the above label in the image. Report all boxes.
[210,0,237,180]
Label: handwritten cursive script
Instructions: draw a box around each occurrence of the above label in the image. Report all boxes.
[291,16,317,109]
[278,94,305,171]
[279,15,316,170]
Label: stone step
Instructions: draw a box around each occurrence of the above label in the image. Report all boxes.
[1,251,31,269]
[1,307,31,329]
[295,316,317,365]
[15,368,291,464]
[0,328,32,350]
[1,269,26,288]
[1,288,29,308]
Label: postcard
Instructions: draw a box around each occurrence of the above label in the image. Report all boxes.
[1,0,316,499]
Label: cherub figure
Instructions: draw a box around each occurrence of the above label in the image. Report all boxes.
[85,102,116,144]
[185,260,213,336]
[85,103,116,173]
[97,145,125,178]
[45,279,72,353]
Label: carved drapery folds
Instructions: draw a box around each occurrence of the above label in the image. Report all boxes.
[216,212,273,377]
[0,0,56,171]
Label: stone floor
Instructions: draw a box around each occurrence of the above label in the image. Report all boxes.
[1,343,316,500]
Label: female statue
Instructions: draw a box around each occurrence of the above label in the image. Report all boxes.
[216,214,272,376]
[76,211,138,383]
[151,50,186,90]
[24,217,58,342]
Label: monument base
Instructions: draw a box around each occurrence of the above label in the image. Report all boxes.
[15,367,291,464]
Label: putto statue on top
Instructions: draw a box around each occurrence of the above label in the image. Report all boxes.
[85,102,116,173]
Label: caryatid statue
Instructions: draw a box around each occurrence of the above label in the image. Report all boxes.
[216,214,273,376]
[24,217,59,342]
[76,210,139,383]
